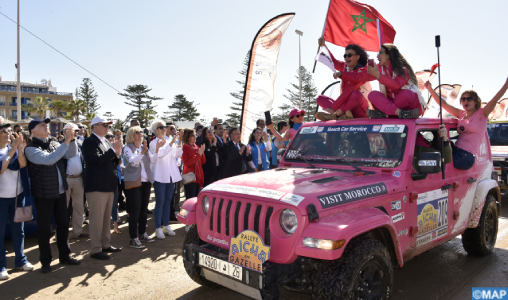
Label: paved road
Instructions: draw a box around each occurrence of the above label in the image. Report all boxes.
[167,194,508,300]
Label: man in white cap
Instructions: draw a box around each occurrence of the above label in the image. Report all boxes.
[82,116,123,260]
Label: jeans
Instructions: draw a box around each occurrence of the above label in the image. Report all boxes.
[184,182,200,200]
[153,180,175,229]
[33,193,71,265]
[124,182,151,239]
[112,191,119,223]
[0,193,28,271]
[452,146,475,170]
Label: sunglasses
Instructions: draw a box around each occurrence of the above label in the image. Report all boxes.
[105,135,113,139]
[98,123,109,128]
[135,130,143,134]
[460,96,475,102]
[78,126,84,129]
[343,53,357,58]
[157,126,167,130]
[0,129,11,134]
[295,114,304,118]
[378,50,386,55]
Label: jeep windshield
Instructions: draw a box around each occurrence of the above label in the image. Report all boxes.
[284,124,408,168]
[487,122,508,146]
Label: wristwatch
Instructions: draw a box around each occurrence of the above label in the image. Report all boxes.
[4,155,11,162]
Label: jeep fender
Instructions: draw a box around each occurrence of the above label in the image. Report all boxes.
[177,197,197,225]
[295,207,403,267]
[467,179,500,228]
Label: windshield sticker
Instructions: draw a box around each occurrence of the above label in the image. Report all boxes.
[286,150,300,159]
[380,125,405,133]
[317,126,325,133]
[317,183,387,209]
[207,184,305,205]
[300,126,318,134]
[326,125,381,133]
[416,189,448,247]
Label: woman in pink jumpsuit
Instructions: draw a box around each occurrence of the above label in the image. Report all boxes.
[314,38,371,121]
[365,44,422,119]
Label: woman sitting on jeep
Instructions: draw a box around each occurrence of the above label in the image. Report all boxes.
[425,78,508,170]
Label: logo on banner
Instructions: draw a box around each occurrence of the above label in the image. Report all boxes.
[260,29,282,49]
[373,125,381,132]
[317,183,387,209]
[229,230,270,273]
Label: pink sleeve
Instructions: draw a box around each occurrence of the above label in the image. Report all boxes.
[378,68,409,90]
[329,51,346,71]
[340,69,376,84]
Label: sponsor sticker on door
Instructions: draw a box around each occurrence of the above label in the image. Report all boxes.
[391,200,401,211]
[416,188,449,246]
[392,212,405,223]
[229,230,270,273]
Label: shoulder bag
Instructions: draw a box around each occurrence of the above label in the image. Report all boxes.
[182,145,198,185]
[14,169,33,223]
[123,144,142,190]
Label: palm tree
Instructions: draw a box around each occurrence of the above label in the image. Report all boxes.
[67,99,87,121]
[85,112,96,121]
[21,96,50,119]
[50,100,69,118]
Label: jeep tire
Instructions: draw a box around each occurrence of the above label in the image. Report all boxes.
[462,195,499,256]
[182,225,222,289]
[312,237,393,300]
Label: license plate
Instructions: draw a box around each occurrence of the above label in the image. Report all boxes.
[199,253,243,281]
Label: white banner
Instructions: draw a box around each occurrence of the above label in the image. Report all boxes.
[240,13,295,144]
[314,46,336,73]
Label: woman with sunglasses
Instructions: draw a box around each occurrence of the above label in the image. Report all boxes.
[149,119,184,239]
[268,108,306,143]
[314,37,371,121]
[247,127,272,172]
[122,126,158,248]
[364,44,423,119]
[201,128,221,187]
[0,126,34,280]
[425,78,508,170]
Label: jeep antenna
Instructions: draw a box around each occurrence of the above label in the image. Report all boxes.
[435,35,445,179]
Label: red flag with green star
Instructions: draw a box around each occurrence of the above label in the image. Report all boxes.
[322,0,395,52]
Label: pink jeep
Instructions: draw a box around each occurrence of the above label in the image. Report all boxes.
[178,118,500,300]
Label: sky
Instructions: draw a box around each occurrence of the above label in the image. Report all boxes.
[1,0,507,125]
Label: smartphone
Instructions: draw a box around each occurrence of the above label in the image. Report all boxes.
[264,111,272,126]
[218,119,223,123]
[368,59,375,67]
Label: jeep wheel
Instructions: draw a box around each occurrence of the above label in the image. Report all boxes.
[462,195,499,256]
[182,225,222,289]
[311,238,393,300]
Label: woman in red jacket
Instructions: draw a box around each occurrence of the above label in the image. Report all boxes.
[181,129,206,201]
[315,37,371,121]
[365,44,423,119]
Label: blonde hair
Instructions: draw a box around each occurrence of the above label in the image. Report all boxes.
[125,126,142,144]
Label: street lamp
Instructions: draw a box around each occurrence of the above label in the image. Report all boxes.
[16,0,21,121]
[295,29,303,109]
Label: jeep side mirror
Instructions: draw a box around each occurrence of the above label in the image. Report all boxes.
[418,152,441,174]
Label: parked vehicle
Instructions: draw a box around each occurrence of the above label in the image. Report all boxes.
[488,119,508,190]
[179,118,500,300]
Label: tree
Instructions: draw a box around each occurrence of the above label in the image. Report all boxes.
[103,112,114,121]
[112,119,124,130]
[138,109,156,128]
[67,99,87,121]
[284,66,319,123]
[226,51,250,127]
[272,103,292,126]
[165,94,200,121]
[119,84,162,128]
[22,96,49,119]
[85,112,97,120]
[79,78,100,114]
[50,100,69,118]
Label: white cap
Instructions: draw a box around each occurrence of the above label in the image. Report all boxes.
[90,116,113,126]
[64,123,79,130]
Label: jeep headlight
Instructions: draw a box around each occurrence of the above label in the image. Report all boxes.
[202,196,209,215]
[280,209,298,234]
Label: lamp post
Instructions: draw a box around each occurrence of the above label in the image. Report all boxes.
[295,30,303,109]
[16,0,21,122]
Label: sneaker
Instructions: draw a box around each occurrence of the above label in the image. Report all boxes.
[0,270,9,280]
[367,109,387,119]
[140,232,155,243]
[315,111,337,121]
[185,225,191,232]
[16,262,34,271]
[398,108,420,119]
[155,228,165,239]
[129,238,145,249]
[163,225,176,236]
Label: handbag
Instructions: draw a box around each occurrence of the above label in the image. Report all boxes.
[123,145,142,190]
[14,169,33,223]
[182,145,198,185]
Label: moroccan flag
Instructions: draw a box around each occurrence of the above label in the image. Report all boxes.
[323,0,396,51]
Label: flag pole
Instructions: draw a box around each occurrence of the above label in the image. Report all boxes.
[314,0,331,73]
[435,35,445,180]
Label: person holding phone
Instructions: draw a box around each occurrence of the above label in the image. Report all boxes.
[314,37,371,121]
[425,78,508,170]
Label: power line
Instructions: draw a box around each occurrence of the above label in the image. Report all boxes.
[0,10,121,94]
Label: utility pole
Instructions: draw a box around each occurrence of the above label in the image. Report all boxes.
[295,30,303,109]
[16,0,22,121]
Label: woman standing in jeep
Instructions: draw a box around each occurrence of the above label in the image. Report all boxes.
[267,108,305,142]
[425,78,508,170]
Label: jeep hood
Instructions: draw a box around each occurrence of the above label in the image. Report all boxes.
[202,168,402,214]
